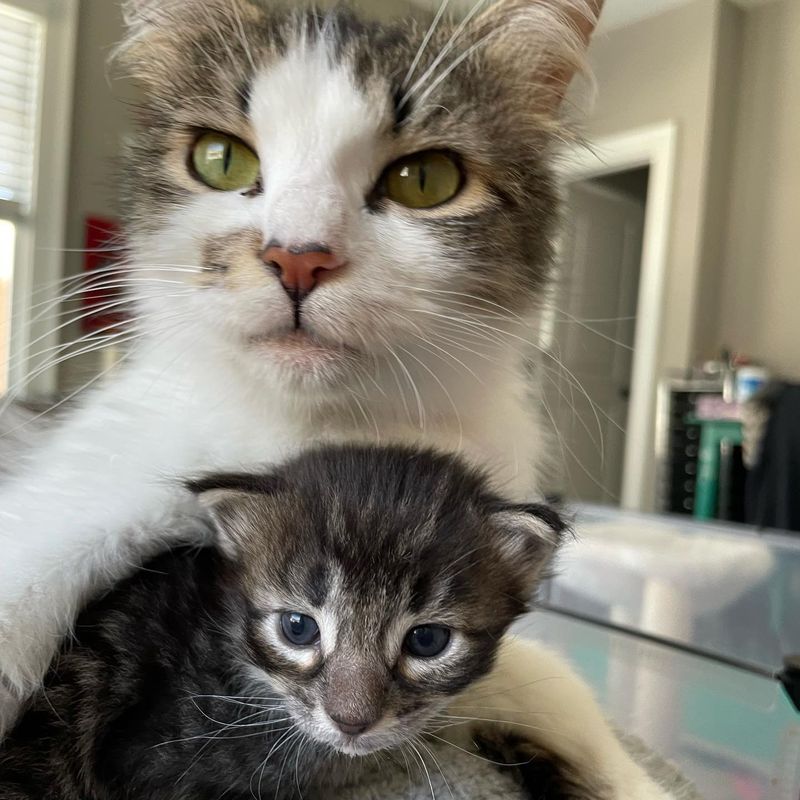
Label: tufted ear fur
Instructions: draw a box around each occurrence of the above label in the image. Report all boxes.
[469,0,603,112]
[115,0,260,82]
[489,502,567,593]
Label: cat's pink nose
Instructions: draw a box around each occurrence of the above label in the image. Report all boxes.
[328,712,372,736]
[261,242,344,297]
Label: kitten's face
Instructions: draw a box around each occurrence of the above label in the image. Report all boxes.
[119,0,593,397]
[192,446,563,756]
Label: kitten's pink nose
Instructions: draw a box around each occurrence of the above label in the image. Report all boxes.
[261,242,344,297]
[328,712,372,736]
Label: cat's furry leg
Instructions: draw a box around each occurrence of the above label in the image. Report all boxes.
[0,377,209,735]
[445,637,672,800]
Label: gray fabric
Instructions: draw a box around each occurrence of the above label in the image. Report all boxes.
[314,735,702,800]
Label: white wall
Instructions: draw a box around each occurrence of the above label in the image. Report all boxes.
[584,0,720,376]
[715,0,800,380]
[60,0,139,391]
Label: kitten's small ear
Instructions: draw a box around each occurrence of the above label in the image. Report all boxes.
[186,473,284,558]
[470,0,603,112]
[489,502,567,591]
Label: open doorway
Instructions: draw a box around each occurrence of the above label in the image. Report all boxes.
[543,168,649,504]
[541,122,676,510]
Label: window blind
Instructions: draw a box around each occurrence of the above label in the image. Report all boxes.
[0,3,43,209]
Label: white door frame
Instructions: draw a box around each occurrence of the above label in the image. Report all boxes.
[558,121,677,510]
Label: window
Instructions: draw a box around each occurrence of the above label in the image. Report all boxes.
[0,2,43,394]
[0,0,77,398]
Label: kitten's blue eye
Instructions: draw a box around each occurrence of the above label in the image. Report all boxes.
[403,625,451,658]
[280,612,320,646]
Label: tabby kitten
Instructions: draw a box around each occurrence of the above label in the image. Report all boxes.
[0,445,564,800]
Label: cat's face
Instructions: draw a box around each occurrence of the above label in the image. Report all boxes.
[190,445,563,756]
[119,0,595,398]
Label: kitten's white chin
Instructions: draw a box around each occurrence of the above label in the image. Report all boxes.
[334,735,386,756]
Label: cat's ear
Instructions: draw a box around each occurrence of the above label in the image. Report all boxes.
[186,473,285,558]
[469,0,603,112]
[489,502,567,591]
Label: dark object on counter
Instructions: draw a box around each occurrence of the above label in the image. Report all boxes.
[746,383,800,533]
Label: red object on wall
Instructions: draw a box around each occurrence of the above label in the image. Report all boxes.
[82,216,127,334]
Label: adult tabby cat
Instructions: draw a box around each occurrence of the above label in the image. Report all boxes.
[0,1,666,797]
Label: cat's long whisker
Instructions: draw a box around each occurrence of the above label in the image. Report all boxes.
[386,282,527,324]
[539,363,604,456]
[399,321,484,383]
[2,321,137,378]
[24,279,191,321]
[1,304,194,405]
[402,0,451,90]
[397,344,464,448]
[399,0,490,108]
[1,346,139,446]
[404,307,617,482]
[549,306,634,351]
[414,29,500,112]
[0,331,143,422]
[29,264,202,301]
[374,331,425,429]
[412,307,612,451]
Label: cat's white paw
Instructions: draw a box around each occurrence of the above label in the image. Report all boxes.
[0,563,78,737]
[445,636,672,800]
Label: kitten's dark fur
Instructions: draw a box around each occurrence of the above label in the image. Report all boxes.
[0,446,563,800]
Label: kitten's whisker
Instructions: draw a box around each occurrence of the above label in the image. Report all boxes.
[409,737,437,800]
[423,731,538,769]
[271,728,304,800]
[460,673,565,702]
[417,736,454,800]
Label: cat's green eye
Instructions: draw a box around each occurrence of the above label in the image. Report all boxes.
[191,132,260,191]
[383,151,463,209]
